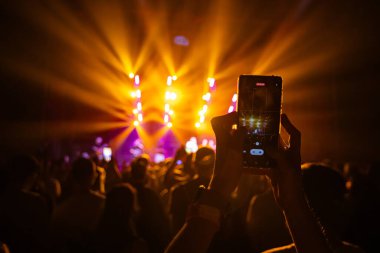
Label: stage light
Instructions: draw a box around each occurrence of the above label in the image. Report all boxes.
[137,102,142,111]
[131,92,136,98]
[136,89,141,98]
[195,122,201,128]
[170,92,177,100]
[228,105,234,113]
[164,114,169,123]
[167,122,173,128]
[202,92,211,102]
[202,139,208,146]
[133,121,139,126]
[207,78,215,88]
[172,75,177,81]
[129,73,134,79]
[138,113,143,122]
[165,103,170,112]
[134,75,140,86]
[169,110,174,115]
[200,115,205,123]
[232,93,238,102]
[174,35,190,46]
[202,105,208,113]
[132,109,138,114]
[167,76,172,86]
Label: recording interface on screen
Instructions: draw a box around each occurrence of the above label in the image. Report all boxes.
[238,78,282,166]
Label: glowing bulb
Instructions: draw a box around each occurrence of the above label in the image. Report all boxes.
[200,115,205,123]
[164,114,169,123]
[134,75,140,85]
[228,105,234,113]
[138,113,143,122]
[169,110,174,115]
[172,75,177,81]
[202,139,208,146]
[132,109,138,114]
[232,93,238,102]
[202,92,211,102]
[137,102,142,111]
[165,103,170,112]
[202,105,208,113]
[129,73,134,79]
[167,76,172,86]
[195,122,201,128]
[136,89,141,98]
[167,122,173,128]
[170,92,177,100]
[131,91,136,98]
[133,120,139,126]
[165,91,170,100]
[208,78,215,88]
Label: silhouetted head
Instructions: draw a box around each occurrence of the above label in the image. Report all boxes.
[301,163,347,236]
[7,154,40,189]
[195,147,215,179]
[105,184,135,220]
[130,155,150,183]
[71,157,97,189]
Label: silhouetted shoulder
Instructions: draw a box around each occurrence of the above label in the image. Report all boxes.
[262,242,365,253]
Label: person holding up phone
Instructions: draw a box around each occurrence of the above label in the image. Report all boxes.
[164,112,334,253]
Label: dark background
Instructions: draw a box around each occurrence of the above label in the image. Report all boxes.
[1,0,379,162]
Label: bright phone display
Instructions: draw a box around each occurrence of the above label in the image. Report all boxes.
[237,75,282,169]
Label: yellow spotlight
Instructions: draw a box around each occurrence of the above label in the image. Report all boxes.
[133,120,139,126]
[134,75,140,85]
[207,78,215,88]
[131,91,136,98]
[202,92,211,102]
[167,122,173,128]
[137,102,142,111]
[195,122,201,128]
[165,91,170,100]
[136,89,141,98]
[169,110,174,115]
[132,109,138,114]
[165,103,170,112]
[200,115,205,123]
[167,76,172,86]
[129,73,134,79]
[232,93,238,102]
[170,92,177,100]
[138,113,143,122]
[202,105,208,113]
[164,114,169,123]
[172,75,177,81]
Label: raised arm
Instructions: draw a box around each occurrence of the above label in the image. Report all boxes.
[266,114,333,253]
[165,112,244,253]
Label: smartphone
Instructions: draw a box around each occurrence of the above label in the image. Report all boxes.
[102,147,112,162]
[237,75,282,170]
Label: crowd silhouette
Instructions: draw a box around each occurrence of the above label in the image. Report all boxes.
[0,112,378,253]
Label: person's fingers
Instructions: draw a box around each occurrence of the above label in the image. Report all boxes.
[279,135,289,151]
[281,114,301,152]
[211,112,237,133]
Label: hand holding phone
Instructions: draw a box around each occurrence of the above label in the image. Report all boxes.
[237,75,282,171]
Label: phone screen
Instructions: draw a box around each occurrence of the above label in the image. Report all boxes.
[102,147,112,162]
[237,75,282,169]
